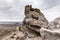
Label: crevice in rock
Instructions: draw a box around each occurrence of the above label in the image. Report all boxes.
[30,25,41,29]
[26,26,41,36]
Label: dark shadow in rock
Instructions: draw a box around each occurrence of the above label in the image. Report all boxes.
[26,26,41,36]
[30,25,41,29]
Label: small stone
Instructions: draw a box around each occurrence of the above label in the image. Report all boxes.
[16,36,19,39]
[10,36,14,39]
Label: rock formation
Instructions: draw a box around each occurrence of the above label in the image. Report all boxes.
[2,5,60,40]
[22,5,48,37]
[2,5,48,40]
[40,17,60,40]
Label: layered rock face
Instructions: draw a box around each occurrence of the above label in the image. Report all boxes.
[22,5,48,37]
[40,17,60,40]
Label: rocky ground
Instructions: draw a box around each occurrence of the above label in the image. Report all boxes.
[2,28,42,40]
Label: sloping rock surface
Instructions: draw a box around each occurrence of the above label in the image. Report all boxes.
[40,17,60,40]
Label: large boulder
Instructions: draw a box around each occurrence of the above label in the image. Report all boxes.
[22,5,48,37]
[40,17,60,40]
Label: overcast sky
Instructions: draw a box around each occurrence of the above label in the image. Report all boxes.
[0,0,60,22]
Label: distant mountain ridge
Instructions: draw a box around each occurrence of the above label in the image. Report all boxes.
[0,21,22,24]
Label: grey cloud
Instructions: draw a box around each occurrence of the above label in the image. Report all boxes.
[39,0,60,10]
[0,0,25,21]
[0,0,60,22]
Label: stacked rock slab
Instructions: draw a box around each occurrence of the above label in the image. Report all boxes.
[40,17,60,40]
[22,5,48,37]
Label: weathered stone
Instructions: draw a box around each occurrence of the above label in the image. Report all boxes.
[23,5,48,37]
[2,5,48,40]
[40,17,60,40]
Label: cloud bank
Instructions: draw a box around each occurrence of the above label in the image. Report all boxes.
[0,0,60,22]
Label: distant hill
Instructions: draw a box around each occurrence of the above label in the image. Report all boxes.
[0,21,22,24]
[0,21,22,27]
